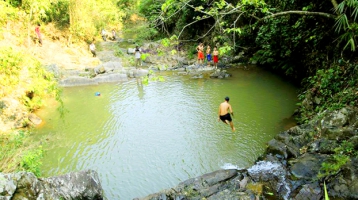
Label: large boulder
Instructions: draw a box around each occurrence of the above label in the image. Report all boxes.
[289,153,327,180]
[0,170,104,200]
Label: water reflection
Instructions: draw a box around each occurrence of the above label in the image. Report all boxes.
[136,78,144,100]
[35,68,298,200]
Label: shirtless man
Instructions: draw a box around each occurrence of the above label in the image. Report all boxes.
[196,43,204,65]
[213,46,219,69]
[218,96,235,132]
[206,45,212,67]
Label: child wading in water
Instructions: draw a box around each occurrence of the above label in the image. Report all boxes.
[213,46,219,69]
[206,45,212,67]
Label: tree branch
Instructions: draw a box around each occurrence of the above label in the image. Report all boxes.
[260,11,336,21]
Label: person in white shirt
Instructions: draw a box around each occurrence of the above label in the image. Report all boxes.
[134,46,142,68]
[89,41,96,57]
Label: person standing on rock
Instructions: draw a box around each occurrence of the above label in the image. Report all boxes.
[111,29,116,41]
[101,29,107,41]
[89,41,96,57]
[213,46,219,69]
[218,96,235,132]
[196,43,204,65]
[134,46,142,69]
[206,45,212,67]
[35,23,42,46]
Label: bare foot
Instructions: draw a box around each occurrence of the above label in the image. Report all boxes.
[232,127,236,132]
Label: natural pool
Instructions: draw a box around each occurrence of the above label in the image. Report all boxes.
[34,67,298,199]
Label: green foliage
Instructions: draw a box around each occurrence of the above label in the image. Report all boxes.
[20,146,43,176]
[335,0,358,51]
[318,140,357,179]
[318,154,349,178]
[141,53,150,61]
[0,130,43,176]
[141,70,165,85]
[0,47,23,97]
[298,62,357,123]
[114,46,124,57]
[0,47,62,111]
[0,1,18,26]
[46,0,70,28]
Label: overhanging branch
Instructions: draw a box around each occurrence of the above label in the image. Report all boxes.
[260,11,336,21]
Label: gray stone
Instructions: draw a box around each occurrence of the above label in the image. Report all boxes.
[59,76,99,87]
[0,170,103,200]
[94,73,128,83]
[289,153,327,180]
[28,113,42,125]
[292,182,322,200]
[127,48,135,54]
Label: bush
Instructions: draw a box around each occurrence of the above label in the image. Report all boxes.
[0,47,61,111]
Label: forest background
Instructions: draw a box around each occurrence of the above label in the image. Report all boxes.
[0,0,357,184]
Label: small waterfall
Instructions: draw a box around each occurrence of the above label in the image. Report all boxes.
[247,161,291,200]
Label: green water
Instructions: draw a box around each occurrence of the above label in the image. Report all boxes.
[34,67,298,199]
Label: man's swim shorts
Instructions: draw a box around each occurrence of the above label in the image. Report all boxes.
[220,113,232,122]
[207,54,212,61]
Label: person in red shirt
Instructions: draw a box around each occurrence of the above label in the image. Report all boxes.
[35,23,42,46]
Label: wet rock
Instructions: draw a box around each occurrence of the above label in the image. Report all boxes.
[292,182,322,200]
[136,169,238,200]
[266,139,288,158]
[289,153,327,180]
[308,138,338,154]
[210,70,231,78]
[28,113,42,125]
[327,159,358,199]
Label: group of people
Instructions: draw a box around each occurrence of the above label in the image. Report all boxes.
[89,28,119,57]
[101,29,117,41]
[33,24,235,132]
[196,43,219,69]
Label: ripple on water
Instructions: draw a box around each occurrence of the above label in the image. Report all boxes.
[35,69,298,199]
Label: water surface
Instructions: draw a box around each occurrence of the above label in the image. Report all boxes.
[35,67,297,199]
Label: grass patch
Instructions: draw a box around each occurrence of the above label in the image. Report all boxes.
[0,130,44,176]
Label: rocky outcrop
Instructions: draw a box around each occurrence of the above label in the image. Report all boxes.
[58,40,235,87]
[137,107,358,200]
[0,170,104,200]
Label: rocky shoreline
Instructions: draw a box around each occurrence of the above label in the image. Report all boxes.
[135,107,358,200]
[48,39,233,88]
[1,107,356,200]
